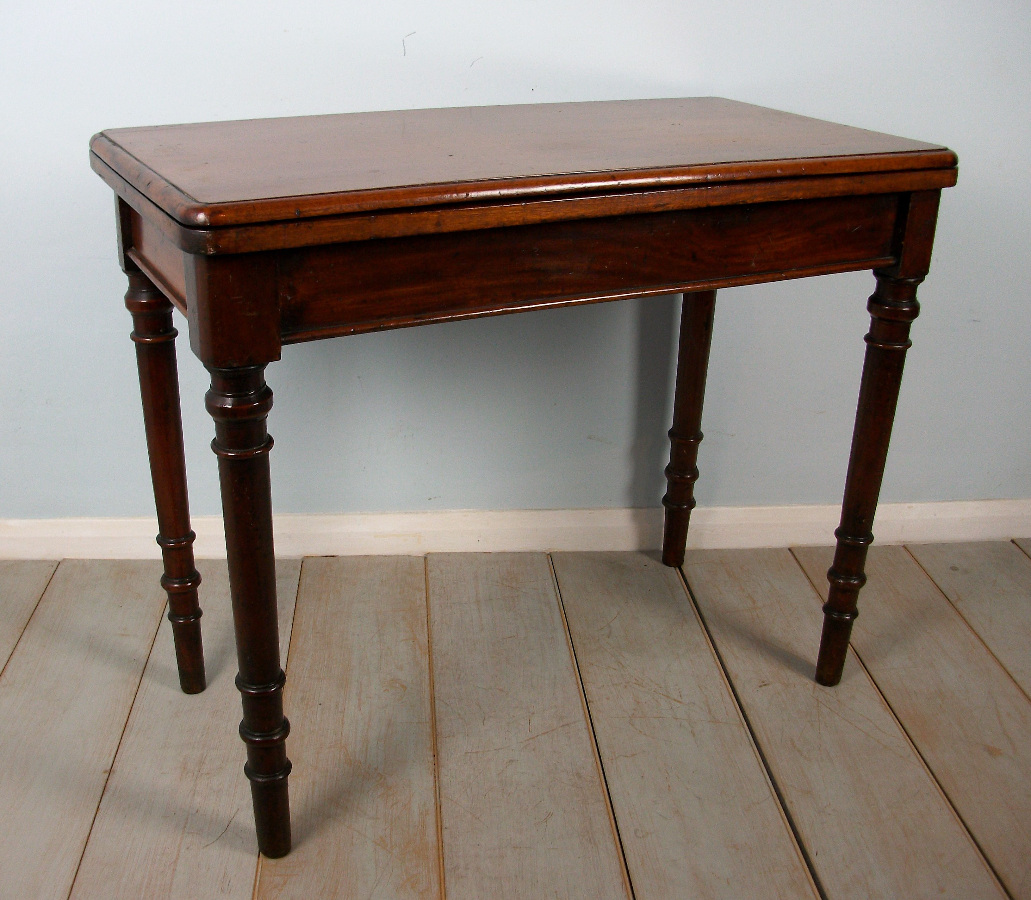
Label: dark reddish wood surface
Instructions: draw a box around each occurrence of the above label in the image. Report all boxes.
[94,158,955,256]
[90,98,954,227]
[184,253,280,368]
[205,365,291,857]
[816,190,942,686]
[277,193,899,343]
[130,211,188,311]
[93,98,956,855]
[662,290,717,567]
[124,271,205,694]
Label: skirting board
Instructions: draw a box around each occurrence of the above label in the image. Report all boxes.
[1,500,1029,559]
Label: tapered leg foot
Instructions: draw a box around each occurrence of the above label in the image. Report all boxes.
[126,272,205,694]
[207,365,291,856]
[815,271,921,685]
[662,290,717,567]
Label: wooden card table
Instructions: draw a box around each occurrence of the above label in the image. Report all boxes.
[90,98,956,857]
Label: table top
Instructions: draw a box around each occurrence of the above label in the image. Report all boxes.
[90,98,955,230]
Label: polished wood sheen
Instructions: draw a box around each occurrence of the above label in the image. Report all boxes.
[816,190,940,685]
[205,366,291,857]
[662,290,717,566]
[91,98,956,855]
[90,98,952,227]
[275,193,899,340]
[124,270,205,694]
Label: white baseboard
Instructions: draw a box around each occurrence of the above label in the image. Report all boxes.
[1,500,1029,559]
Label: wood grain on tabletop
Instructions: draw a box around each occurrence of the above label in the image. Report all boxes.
[90,98,955,227]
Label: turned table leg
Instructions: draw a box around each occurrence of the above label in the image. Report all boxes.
[662,289,717,566]
[815,271,922,685]
[206,365,291,857]
[125,272,205,694]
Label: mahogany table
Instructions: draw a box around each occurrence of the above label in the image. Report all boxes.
[90,98,957,857]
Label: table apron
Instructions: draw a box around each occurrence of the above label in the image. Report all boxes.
[125,191,904,363]
[276,193,900,342]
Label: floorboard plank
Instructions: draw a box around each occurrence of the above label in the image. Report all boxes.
[684,548,1004,900]
[70,559,302,900]
[552,551,819,899]
[428,553,629,900]
[794,544,1031,899]
[908,541,1031,696]
[256,556,440,900]
[0,560,167,899]
[0,559,57,672]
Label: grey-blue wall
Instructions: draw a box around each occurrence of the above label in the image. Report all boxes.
[2,1,1029,519]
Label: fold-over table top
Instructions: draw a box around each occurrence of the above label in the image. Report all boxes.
[90,97,955,229]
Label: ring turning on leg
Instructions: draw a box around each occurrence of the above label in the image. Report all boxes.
[662,290,717,567]
[816,271,921,686]
[125,272,205,694]
[206,365,291,857]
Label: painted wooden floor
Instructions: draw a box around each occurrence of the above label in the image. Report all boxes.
[1,543,1029,899]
